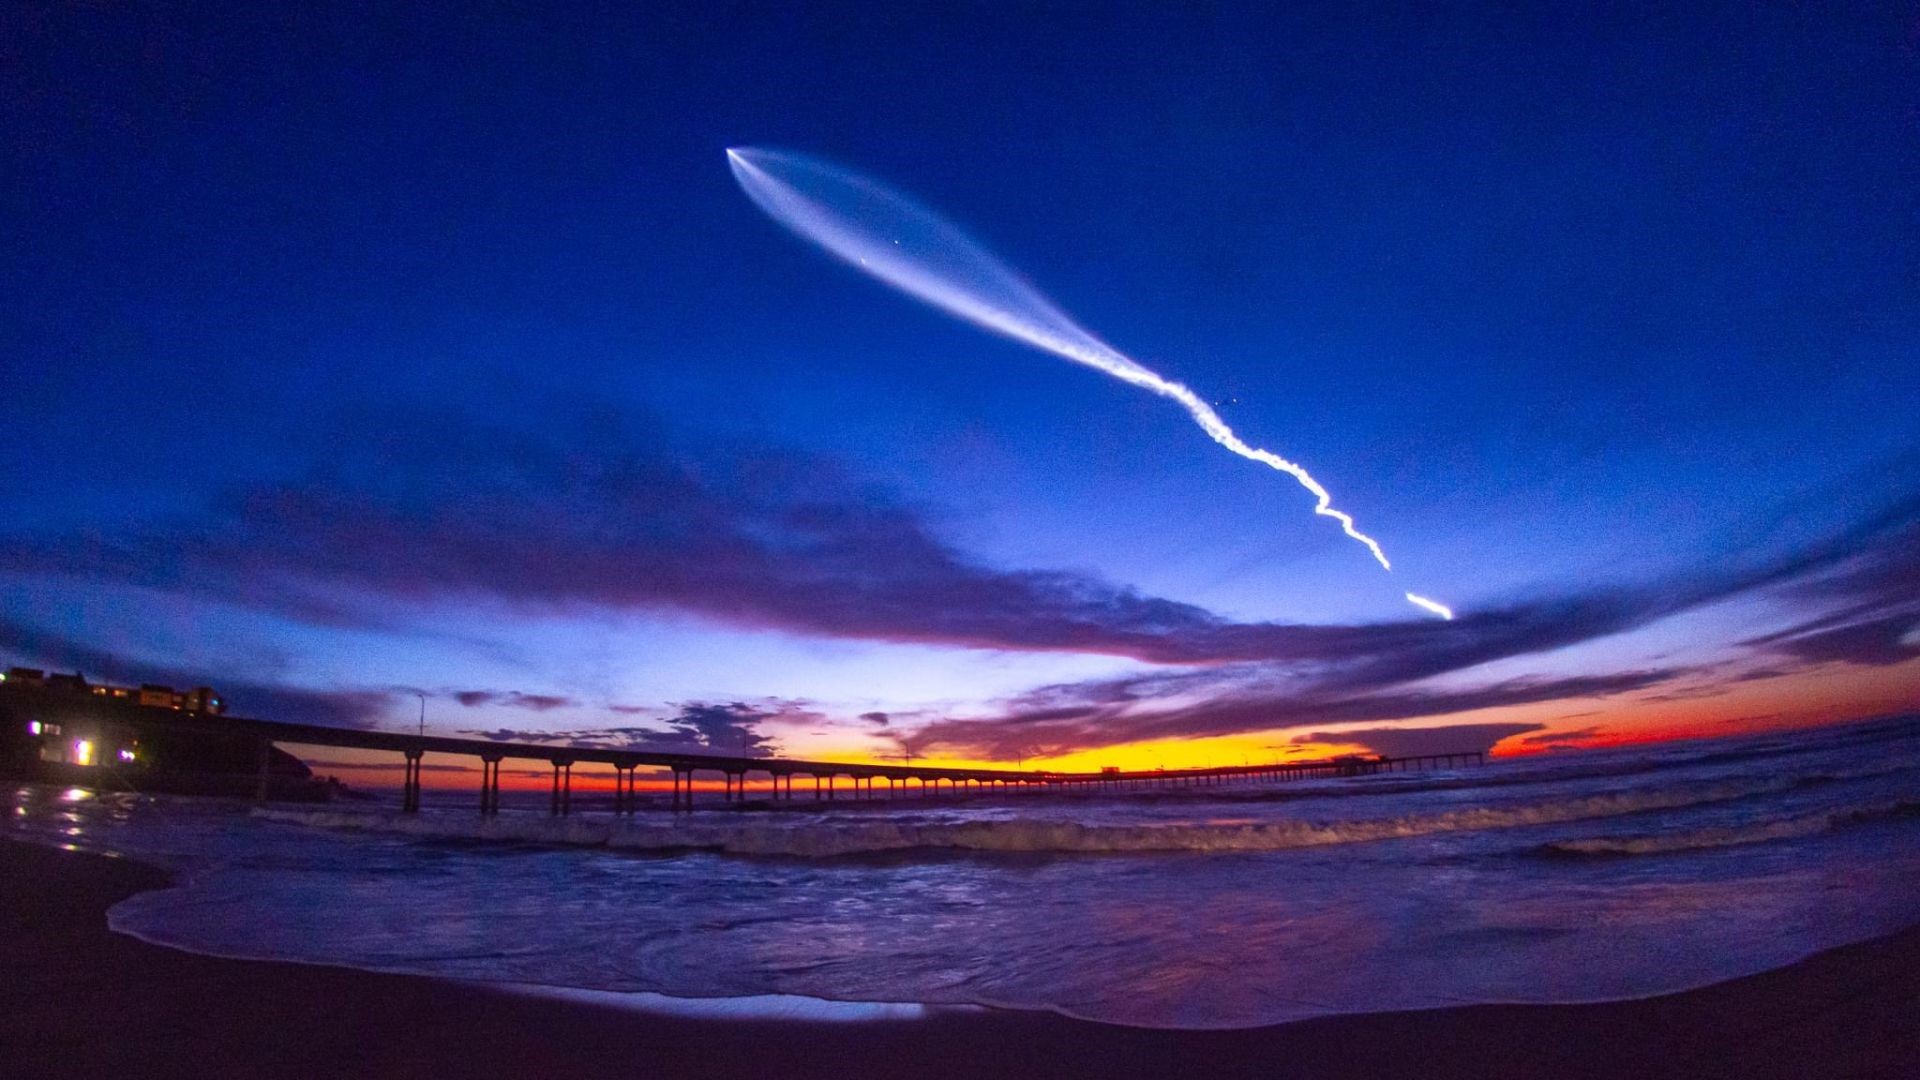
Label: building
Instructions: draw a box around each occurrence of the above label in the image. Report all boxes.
[2,667,224,715]
[0,669,321,798]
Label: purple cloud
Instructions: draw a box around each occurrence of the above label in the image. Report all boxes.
[1747,612,1920,668]
[3,411,1914,755]
[1736,506,1920,668]
[10,411,1902,680]
[1519,726,1608,748]
[459,700,792,757]
[452,689,576,711]
[0,615,390,728]
[1290,722,1545,757]
[910,668,1684,761]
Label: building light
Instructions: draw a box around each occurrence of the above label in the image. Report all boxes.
[27,721,42,736]
[118,748,137,762]
[73,740,94,766]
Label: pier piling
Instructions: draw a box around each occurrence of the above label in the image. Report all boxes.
[478,755,503,816]
[402,749,423,812]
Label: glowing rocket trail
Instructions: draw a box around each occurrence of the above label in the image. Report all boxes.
[727,147,1451,619]
[1404,593,1454,620]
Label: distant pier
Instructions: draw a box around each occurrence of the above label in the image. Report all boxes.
[3,685,1486,815]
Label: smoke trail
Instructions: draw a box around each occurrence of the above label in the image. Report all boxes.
[727,147,1449,619]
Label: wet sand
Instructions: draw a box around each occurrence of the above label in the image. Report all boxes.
[1,839,1915,1079]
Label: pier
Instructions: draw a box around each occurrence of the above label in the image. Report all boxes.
[4,688,1486,814]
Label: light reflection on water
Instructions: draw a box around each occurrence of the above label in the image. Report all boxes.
[5,717,1920,1029]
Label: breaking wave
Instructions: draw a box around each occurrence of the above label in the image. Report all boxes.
[258,775,1823,858]
[1535,799,1920,858]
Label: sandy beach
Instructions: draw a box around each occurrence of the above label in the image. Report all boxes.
[1,839,1914,1079]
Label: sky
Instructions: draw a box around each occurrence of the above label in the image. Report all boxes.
[3,3,1916,786]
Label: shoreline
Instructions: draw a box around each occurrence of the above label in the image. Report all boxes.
[3,839,1916,1078]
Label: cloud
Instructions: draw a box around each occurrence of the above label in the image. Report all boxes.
[12,409,1909,683]
[666,702,783,756]
[912,668,1682,761]
[458,700,789,757]
[1520,725,1607,747]
[1747,612,1920,668]
[1737,505,1920,668]
[1290,722,1545,757]
[220,684,393,729]
[896,489,1920,760]
[874,727,936,764]
[3,408,1915,756]
[0,615,391,728]
[2,410,1319,664]
[451,689,576,711]
[1725,666,1797,684]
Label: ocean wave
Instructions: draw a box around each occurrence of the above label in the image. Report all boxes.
[1535,800,1920,858]
[256,775,1830,858]
[1144,752,1918,808]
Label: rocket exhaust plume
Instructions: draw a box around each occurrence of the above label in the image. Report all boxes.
[727,147,1451,620]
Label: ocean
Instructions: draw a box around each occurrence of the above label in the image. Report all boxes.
[8,715,1919,1030]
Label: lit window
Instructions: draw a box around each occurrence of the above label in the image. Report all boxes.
[27,721,42,735]
[118,748,136,762]
[73,740,94,766]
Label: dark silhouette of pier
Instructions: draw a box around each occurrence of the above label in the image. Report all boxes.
[7,689,1486,814]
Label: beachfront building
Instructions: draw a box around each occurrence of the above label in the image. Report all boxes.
[4,676,135,770]
[0,669,323,798]
[1,667,225,715]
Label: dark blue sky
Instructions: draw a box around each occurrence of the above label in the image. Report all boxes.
[4,3,1916,765]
